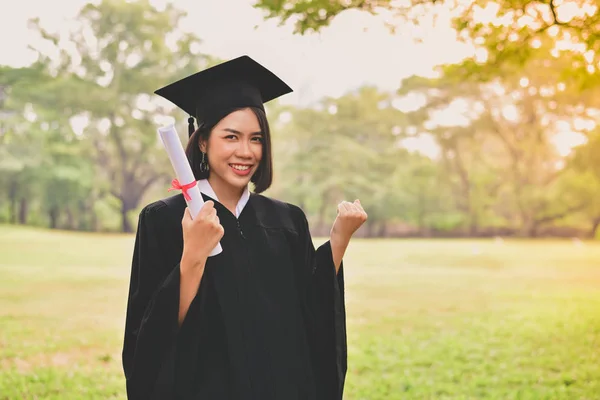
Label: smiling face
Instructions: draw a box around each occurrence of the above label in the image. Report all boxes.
[200,108,264,196]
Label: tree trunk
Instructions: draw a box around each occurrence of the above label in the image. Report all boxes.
[417,190,426,236]
[8,180,17,224]
[18,197,28,224]
[49,207,59,229]
[66,207,76,230]
[520,213,533,237]
[469,213,479,236]
[88,192,99,232]
[78,199,88,231]
[521,215,539,237]
[528,204,587,238]
[121,201,134,233]
[317,198,329,235]
[118,173,162,233]
[590,216,600,239]
[365,220,376,237]
[297,176,306,211]
[91,209,99,232]
[378,222,387,237]
[528,223,539,238]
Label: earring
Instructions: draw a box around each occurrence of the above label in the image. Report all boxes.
[200,151,209,172]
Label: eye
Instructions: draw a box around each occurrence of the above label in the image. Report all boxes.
[224,134,237,140]
[251,136,263,143]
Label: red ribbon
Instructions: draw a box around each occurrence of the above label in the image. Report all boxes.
[168,178,197,201]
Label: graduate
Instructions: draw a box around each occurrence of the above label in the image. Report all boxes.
[121,55,367,400]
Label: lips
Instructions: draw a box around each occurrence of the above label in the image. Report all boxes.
[230,164,251,171]
[230,164,252,176]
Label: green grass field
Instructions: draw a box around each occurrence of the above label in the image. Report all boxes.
[1,224,599,399]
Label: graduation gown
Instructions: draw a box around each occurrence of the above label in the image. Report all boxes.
[121,191,347,400]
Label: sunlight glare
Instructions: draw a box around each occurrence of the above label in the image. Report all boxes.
[399,133,440,159]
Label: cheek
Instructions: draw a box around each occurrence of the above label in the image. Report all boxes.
[210,143,233,159]
[254,143,263,161]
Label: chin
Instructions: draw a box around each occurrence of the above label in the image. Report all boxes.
[227,178,251,189]
[225,171,254,188]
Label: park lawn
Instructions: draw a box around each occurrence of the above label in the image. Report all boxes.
[1,224,599,399]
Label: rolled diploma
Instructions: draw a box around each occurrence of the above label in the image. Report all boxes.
[157,124,222,256]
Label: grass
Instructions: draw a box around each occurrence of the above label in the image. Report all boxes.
[1,224,599,399]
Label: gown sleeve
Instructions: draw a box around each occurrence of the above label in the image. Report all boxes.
[291,205,348,400]
[122,203,185,400]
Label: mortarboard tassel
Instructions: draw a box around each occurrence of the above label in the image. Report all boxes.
[188,116,195,137]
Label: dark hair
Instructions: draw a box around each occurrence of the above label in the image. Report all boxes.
[185,107,273,194]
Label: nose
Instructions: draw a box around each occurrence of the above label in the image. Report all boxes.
[236,138,252,158]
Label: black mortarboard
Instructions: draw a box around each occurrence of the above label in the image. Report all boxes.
[154,55,293,137]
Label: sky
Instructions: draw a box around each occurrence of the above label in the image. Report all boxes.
[0,0,588,158]
[0,0,473,106]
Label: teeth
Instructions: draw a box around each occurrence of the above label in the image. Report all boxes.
[231,165,250,171]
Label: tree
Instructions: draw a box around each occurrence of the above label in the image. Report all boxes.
[396,79,506,235]
[0,63,98,229]
[28,0,217,232]
[1,64,55,225]
[567,129,600,238]
[383,150,449,236]
[273,86,446,236]
[396,45,591,236]
[254,0,600,90]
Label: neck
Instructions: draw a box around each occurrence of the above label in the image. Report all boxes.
[207,176,245,215]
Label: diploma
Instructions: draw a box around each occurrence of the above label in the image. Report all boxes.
[157,124,222,256]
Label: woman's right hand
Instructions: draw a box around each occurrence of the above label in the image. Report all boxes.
[180,201,224,272]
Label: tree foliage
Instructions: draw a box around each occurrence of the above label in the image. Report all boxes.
[2,0,600,237]
[23,0,217,232]
[254,0,600,89]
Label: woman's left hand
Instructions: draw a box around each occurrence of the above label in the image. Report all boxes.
[330,199,368,241]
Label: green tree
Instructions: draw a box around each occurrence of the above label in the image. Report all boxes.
[274,86,446,236]
[384,150,449,236]
[1,65,67,225]
[28,0,217,232]
[0,64,97,229]
[397,46,590,236]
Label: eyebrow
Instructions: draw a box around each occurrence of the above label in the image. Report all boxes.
[223,128,263,136]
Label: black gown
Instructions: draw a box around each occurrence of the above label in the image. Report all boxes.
[122,191,347,400]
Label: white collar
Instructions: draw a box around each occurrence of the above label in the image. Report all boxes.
[197,179,250,218]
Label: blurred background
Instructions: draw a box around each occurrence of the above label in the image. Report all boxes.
[1,0,599,398]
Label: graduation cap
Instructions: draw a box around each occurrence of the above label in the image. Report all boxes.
[154,55,293,137]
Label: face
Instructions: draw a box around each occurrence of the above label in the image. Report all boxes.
[200,108,263,195]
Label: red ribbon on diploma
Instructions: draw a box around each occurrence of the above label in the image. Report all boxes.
[168,178,197,201]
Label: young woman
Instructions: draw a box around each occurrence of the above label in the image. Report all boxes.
[122,55,367,400]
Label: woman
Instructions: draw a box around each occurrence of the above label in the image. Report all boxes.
[122,55,367,400]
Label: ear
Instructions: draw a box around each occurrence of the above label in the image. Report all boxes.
[198,137,207,153]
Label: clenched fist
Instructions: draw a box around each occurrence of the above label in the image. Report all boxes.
[180,201,224,272]
[330,199,368,241]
